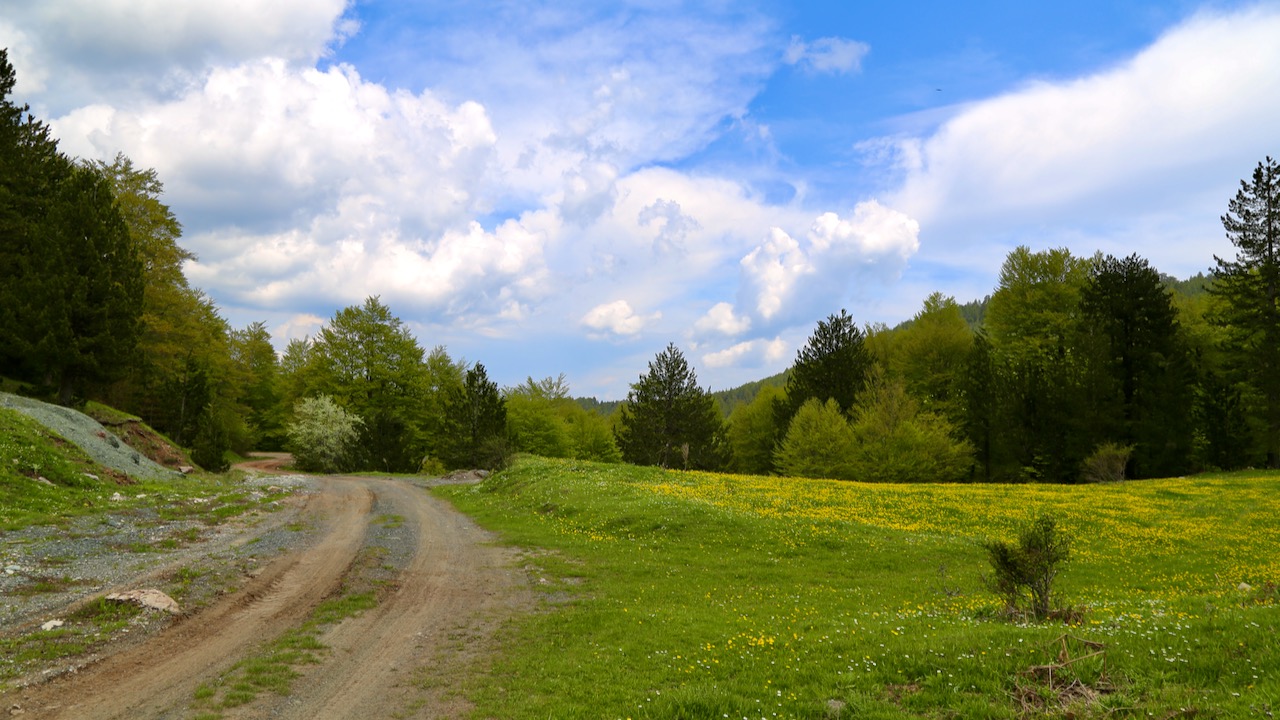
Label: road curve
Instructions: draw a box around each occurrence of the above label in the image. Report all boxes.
[7,468,529,720]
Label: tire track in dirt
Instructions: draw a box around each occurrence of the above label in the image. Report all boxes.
[7,478,373,719]
[262,477,529,720]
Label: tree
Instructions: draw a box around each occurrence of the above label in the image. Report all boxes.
[617,343,725,470]
[1212,157,1280,467]
[775,309,872,435]
[286,395,364,473]
[773,398,857,480]
[310,297,425,471]
[1081,254,1195,477]
[983,246,1091,482]
[0,49,68,383]
[229,321,284,450]
[36,163,143,403]
[505,376,575,459]
[846,370,974,483]
[442,363,508,470]
[887,292,973,426]
[726,384,785,475]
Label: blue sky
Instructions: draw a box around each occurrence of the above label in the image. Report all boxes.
[3,1,1278,399]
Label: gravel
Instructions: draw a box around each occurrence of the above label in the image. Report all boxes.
[0,392,180,482]
[0,472,316,632]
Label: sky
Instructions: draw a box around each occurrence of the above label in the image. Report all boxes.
[2,0,1278,400]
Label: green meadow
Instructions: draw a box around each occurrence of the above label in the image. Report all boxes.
[438,457,1280,719]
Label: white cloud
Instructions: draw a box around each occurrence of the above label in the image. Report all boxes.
[741,227,813,321]
[695,302,752,336]
[737,202,920,328]
[581,300,661,337]
[881,5,1280,276]
[702,337,787,369]
[783,36,869,75]
[0,0,355,112]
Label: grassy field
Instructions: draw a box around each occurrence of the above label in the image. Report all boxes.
[438,457,1280,719]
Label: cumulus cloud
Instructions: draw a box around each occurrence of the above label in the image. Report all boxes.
[695,302,752,337]
[638,198,701,256]
[54,60,496,241]
[0,0,355,112]
[783,36,870,74]
[702,337,788,369]
[736,202,920,327]
[581,300,661,337]
[881,5,1280,275]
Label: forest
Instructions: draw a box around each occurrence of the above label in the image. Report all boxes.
[3,48,1278,485]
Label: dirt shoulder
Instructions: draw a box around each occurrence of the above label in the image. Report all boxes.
[1,459,533,719]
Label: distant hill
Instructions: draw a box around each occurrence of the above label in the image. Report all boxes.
[573,396,622,417]
[711,370,788,417]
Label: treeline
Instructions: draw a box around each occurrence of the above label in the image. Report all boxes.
[616,158,1280,483]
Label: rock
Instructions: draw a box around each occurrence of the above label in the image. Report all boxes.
[109,492,124,502]
[35,476,53,486]
[41,619,64,631]
[178,466,195,475]
[477,469,491,479]
[1239,582,1254,592]
[105,589,181,615]
[82,473,99,481]
[4,565,22,575]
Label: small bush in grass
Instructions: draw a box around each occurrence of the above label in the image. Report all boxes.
[982,512,1071,621]
[1081,442,1133,483]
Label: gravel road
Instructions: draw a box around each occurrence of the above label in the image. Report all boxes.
[1,457,533,719]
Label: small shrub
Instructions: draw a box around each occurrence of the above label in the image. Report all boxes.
[1081,442,1132,483]
[982,512,1071,621]
[419,456,447,476]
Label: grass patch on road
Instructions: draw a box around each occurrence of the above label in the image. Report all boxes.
[438,456,1280,719]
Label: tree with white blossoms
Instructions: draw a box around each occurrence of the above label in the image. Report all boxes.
[286,395,364,473]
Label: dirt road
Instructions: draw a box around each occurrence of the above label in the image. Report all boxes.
[5,460,529,719]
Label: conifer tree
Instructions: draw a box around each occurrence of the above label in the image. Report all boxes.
[1212,157,1280,467]
[617,343,724,469]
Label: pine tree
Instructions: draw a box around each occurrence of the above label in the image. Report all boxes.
[617,343,724,469]
[1212,157,1280,467]
[774,309,871,435]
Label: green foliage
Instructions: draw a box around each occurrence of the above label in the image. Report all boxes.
[229,321,284,450]
[1212,156,1280,467]
[847,371,975,483]
[776,309,871,432]
[190,403,233,472]
[977,246,1092,482]
[982,512,1071,620]
[310,297,425,472]
[773,397,857,479]
[726,384,784,474]
[285,395,364,473]
[617,343,725,470]
[1082,254,1195,478]
[1079,442,1133,483]
[440,363,508,470]
[884,292,974,426]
